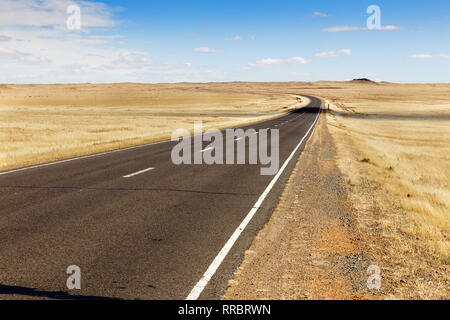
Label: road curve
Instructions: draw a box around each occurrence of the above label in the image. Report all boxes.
[0,95,321,300]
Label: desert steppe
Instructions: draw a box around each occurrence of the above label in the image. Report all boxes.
[1,81,449,298]
[0,83,305,171]
[224,81,449,299]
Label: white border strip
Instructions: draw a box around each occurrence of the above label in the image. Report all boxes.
[186,103,321,300]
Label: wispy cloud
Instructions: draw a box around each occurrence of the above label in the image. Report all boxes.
[322,25,400,32]
[437,53,450,59]
[379,25,401,31]
[110,50,153,68]
[409,54,433,59]
[0,47,51,64]
[315,49,352,58]
[0,35,12,42]
[249,56,309,67]
[322,26,365,32]
[225,35,243,41]
[315,51,339,58]
[88,34,123,40]
[313,11,329,18]
[409,53,450,59]
[0,0,117,28]
[193,47,224,53]
[0,0,211,83]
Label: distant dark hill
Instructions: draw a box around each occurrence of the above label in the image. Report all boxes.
[350,78,378,85]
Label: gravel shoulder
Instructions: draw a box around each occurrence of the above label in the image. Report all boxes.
[223,98,449,299]
[223,112,376,300]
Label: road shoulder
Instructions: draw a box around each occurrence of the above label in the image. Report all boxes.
[223,112,374,300]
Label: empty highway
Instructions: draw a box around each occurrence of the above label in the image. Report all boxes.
[0,96,321,300]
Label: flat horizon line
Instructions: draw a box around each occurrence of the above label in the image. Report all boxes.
[1,80,449,86]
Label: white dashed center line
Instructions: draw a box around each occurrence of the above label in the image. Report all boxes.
[123,167,155,178]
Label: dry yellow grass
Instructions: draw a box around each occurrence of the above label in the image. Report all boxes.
[320,84,449,261]
[218,81,449,298]
[226,82,449,264]
[297,81,449,298]
[1,81,448,297]
[0,83,306,171]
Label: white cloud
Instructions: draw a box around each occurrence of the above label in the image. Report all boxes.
[315,49,351,58]
[225,35,243,41]
[313,11,329,18]
[110,50,153,68]
[0,47,51,64]
[322,25,400,32]
[0,1,215,83]
[409,54,433,59]
[408,53,450,59]
[251,58,282,66]
[0,35,12,42]
[285,57,309,64]
[88,34,123,40]
[193,47,224,53]
[0,0,117,28]
[379,25,400,31]
[249,56,309,67]
[322,26,366,32]
[315,51,339,58]
[408,53,450,60]
[437,54,450,59]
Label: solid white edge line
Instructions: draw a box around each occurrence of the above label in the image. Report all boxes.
[0,140,169,177]
[123,167,155,178]
[0,103,310,177]
[186,102,321,300]
[0,130,257,178]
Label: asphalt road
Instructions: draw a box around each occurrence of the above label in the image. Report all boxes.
[0,95,321,300]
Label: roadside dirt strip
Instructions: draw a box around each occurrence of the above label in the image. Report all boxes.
[223,112,376,300]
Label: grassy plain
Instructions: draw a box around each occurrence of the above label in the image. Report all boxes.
[226,81,449,298]
[1,81,448,297]
[0,83,304,171]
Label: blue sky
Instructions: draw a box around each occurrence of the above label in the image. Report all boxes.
[0,0,449,83]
